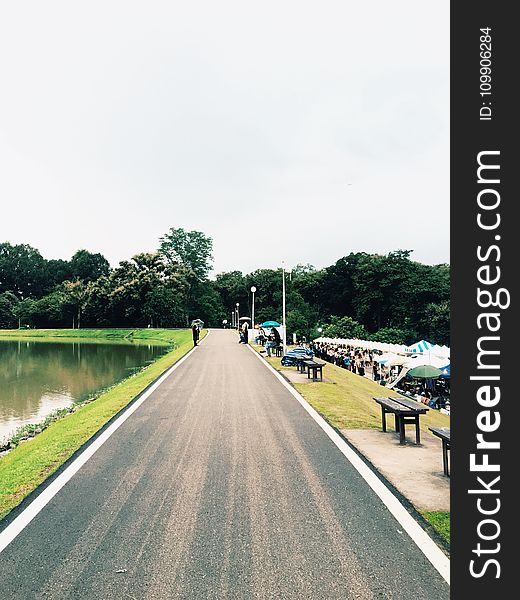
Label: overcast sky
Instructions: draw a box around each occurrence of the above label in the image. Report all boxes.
[0,1,449,276]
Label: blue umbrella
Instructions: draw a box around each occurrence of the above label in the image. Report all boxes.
[439,364,451,378]
[260,320,281,327]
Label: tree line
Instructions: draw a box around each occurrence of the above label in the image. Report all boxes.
[0,229,449,345]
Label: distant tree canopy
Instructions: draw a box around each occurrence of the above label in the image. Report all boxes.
[0,242,47,298]
[0,234,450,344]
[159,227,213,280]
[70,249,111,283]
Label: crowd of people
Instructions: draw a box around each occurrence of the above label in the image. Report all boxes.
[310,341,391,382]
[309,340,450,412]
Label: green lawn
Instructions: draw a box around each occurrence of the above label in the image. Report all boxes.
[0,327,186,343]
[0,328,202,520]
[257,348,450,431]
[421,511,450,545]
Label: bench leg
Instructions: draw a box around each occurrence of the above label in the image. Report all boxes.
[443,441,450,477]
[399,417,406,445]
[381,407,387,432]
[415,416,420,444]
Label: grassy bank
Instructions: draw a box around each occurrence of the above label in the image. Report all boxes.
[259,350,450,431]
[421,511,450,545]
[255,346,451,546]
[0,328,186,343]
[0,328,203,520]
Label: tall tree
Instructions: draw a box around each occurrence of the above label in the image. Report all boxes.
[159,228,213,280]
[44,259,74,292]
[0,291,19,328]
[0,242,47,298]
[61,280,87,328]
[70,249,111,283]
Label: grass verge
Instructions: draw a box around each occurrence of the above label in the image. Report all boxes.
[255,347,450,431]
[253,345,451,545]
[0,328,186,343]
[421,511,450,545]
[0,328,203,521]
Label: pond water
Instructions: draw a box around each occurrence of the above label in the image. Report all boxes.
[0,338,170,442]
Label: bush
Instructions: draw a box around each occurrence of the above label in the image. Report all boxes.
[322,316,367,339]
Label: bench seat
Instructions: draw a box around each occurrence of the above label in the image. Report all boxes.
[302,359,326,381]
[429,427,451,476]
[373,396,428,445]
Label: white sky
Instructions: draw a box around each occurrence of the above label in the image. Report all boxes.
[0,1,449,276]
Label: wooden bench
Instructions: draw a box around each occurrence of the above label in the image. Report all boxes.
[373,396,429,445]
[274,345,283,357]
[303,359,325,381]
[296,356,310,372]
[429,427,451,477]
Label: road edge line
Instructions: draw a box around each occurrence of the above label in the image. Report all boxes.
[246,344,450,585]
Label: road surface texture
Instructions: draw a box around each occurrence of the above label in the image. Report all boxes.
[0,330,449,599]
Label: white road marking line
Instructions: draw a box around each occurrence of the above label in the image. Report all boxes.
[0,330,210,555]
[247,345,450,585]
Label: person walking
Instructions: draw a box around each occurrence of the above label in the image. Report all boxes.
[357,359,365,377]
[241,320,249,344]
[372,361,380,381]
[192,323,200,347]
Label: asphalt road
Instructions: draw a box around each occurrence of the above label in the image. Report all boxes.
[0,330,449,599]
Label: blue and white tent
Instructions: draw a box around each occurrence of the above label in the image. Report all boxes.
[405,340,434,354]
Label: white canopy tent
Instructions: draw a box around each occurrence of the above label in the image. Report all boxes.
[313,336,450,361]
[377,352,410,367]
[403,354,450,369]
[313,337,408,354]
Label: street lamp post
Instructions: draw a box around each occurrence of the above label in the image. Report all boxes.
[236,302,240,331]
[250,286,256,334]
[282,262,286,356]
[281,263,293,355]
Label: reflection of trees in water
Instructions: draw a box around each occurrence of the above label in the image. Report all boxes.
[0,341,167,419]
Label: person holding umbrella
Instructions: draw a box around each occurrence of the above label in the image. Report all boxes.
[191,321,200,346]
[240,319,249,344]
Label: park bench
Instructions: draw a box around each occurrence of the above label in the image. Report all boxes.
[303,359,325,381]
[429,427,451,477]
[274,345,283,357]
[373,396,429,445]
[295,357,309,372]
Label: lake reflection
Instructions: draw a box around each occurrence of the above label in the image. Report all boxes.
[0,339,169,441]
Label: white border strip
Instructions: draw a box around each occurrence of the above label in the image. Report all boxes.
[0,330,210,555]
[247,345,450,584]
